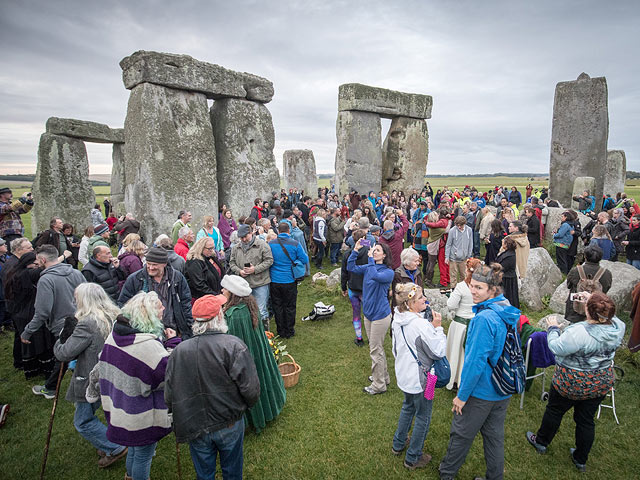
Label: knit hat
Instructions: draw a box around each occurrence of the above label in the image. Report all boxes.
[273,200,281,207]
[237,224,251,238]
[221,275,252,297]
[94,223,109,235]
[0,187,11,195]
[370,225,381,233]
[358,218,370,229]
[145,247,168,264]
[192,294,227,321]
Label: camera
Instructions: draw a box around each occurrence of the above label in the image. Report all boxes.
[423,304,433,322]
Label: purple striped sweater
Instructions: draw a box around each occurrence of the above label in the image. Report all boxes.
[98,321,179,446]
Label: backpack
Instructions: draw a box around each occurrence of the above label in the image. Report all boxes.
[572,265,605,315]
[401,326,451,389]
[486,304,526,395]
[301,302,335,321]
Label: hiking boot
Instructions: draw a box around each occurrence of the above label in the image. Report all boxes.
[363,385,386,395]
[354,338,365,347]
[569,448,586,473]
[0,404,9,427]
[32,385,55,399]
[526,431,547,454]
[403,453,432,470]
[98,447,128,468]
[391,435,411,455]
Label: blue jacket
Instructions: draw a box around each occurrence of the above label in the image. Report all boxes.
[457,295,520,402]
[553,221,573,246]
[347,250,393,321]
[589,238,615,261]
[268,233,309,284]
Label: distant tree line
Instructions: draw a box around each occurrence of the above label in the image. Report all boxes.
[0,174,109,186]
[627,171,640,179]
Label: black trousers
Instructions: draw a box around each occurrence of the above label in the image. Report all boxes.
[44,335,67,391]
[535,386,605,465]
[270,282,298,338]
[556,247,570,274]
[313,240,325,267]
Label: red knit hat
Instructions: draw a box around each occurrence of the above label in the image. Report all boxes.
[192,294,227,321]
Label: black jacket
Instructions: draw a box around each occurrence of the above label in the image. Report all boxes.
[35,229,77,267]
[568,220,582,256]
[564,261,612,322]
[341,246,368,293]
[496,250,517,279]
[184,256,224,298]
[118,265,193,338]
[626,226,640,261]
[525,214,540,248]
[82,257,125,301]
[164,330,260,443]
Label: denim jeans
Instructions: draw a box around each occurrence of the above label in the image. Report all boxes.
[126,442,157,480]
[189,418,244,480]
[330,243,341,264]
[74,401,125,456]
[251,285,270,327]
[473,231,480,257]
[392,392,433,464]
[628,259,640,270]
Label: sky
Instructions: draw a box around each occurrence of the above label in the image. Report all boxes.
[0,0,638,176]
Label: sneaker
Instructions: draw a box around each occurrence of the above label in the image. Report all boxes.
[392,436,411,455]
[403,453,432,470]
[98,447,128,468]
[569,448,586,473]
[526,431,547,454]
[32,385,55,400]
[354,338,365,347]
[368,375,390,385]
[0,404,9,427]
[363,385,386,395]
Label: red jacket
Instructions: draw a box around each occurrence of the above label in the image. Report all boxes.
[174,238,189,260]
[379,215,410,270]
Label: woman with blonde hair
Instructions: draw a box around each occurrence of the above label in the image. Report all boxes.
[53,283,127,468]
[118,233,141,256]
[196,215,224,255]
[220,275,286,432]
[118,239,147,282]
[589,224,615,261]
[95,291,179,480]
[185,236,225,300]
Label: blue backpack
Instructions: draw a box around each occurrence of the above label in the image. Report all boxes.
[400,325,451,389]
[485,303,526,395]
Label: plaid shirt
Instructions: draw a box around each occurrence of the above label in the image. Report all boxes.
[0,199,31,238]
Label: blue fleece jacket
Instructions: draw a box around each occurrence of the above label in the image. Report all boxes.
[268,233,309,284]
[457,294,520,402]
[347,250,393,321]
[553,221,573,246]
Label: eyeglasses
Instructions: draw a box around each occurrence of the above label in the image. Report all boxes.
[203,246,215,251]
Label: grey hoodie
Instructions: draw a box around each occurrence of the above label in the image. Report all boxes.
[22,262,86,340]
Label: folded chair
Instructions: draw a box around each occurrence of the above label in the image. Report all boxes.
[520,331,555,409]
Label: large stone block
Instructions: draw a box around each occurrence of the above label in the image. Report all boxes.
[338,83,432,119]
[123,83,218,242]
[283,149,317,197]
[543,207,591,243]
[110,143,125,210]
[32,133,95,233]
[549,73,608,210]
[46,117,124,143]
[603,150,626,197]
[520,248,563,311]
[382,117,429,192]
[210,99,280,217]
[334,111,382,196]
[120,51,274,103]
[571,177,596,210]
[549,280,569,314]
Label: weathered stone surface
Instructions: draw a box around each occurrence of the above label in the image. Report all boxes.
[549,73,608,210]
[603,150,626,197]
[338,83,432,119]
[312,272,329,283]
[110,143,125,209]
[520,248,563,311]
[537,313,570,331]
[120,51,274,103]
[325,268,342,289]
[210,99,280,217]
[423,289,454,321]
[123,83,218,242]
[283,150,317,197]
[549,280,569,314]
[571,177,596,210]
[334,111,382,196]
[382,117,429,192]
[32,133,95,233]
[543,207,591,243]
[46,117,124,143]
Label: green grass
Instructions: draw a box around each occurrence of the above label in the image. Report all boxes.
[1,247,639,479]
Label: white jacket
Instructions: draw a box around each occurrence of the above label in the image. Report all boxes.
[392,308,446,394]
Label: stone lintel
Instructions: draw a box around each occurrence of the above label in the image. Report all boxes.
[338,83,432,119]
[46,117,124,144]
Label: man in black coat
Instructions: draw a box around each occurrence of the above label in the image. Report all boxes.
[523,206,541,248]
[81,246,126,302]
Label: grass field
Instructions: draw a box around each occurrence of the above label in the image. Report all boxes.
[1,177,638,479]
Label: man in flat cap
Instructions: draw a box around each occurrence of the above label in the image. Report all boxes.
[0,187,33,251]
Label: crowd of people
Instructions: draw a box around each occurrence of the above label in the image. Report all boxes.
[0,180,637,479]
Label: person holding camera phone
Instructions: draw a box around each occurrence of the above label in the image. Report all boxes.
[0,188,33,251]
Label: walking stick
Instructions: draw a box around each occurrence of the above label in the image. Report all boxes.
[40,362,65,480]
[175,435,182,480]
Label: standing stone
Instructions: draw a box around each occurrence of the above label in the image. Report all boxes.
[123,83,218,242]
[210,99,280,217]
[32,133,95,233]
[549,73,608,210]
[338,83,433,119]
[283,150,317,198]
[382,117,429,192]
[571,177,596,210]
[334,111,382,196]
[520,248,563,311]
[110,143,126,210]
[603,150,626,197]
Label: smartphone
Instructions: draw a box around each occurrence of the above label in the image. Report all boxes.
[244,263,251,268]
[423,304,433,323]
[360,239,371,248]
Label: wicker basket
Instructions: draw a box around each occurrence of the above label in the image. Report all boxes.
[278,354,301,388]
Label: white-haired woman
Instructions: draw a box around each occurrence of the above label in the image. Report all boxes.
[53,283,127,468]
[392,247,423,313]
[95,291,180,480]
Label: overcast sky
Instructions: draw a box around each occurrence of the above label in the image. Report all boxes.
[1,0,638,176]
